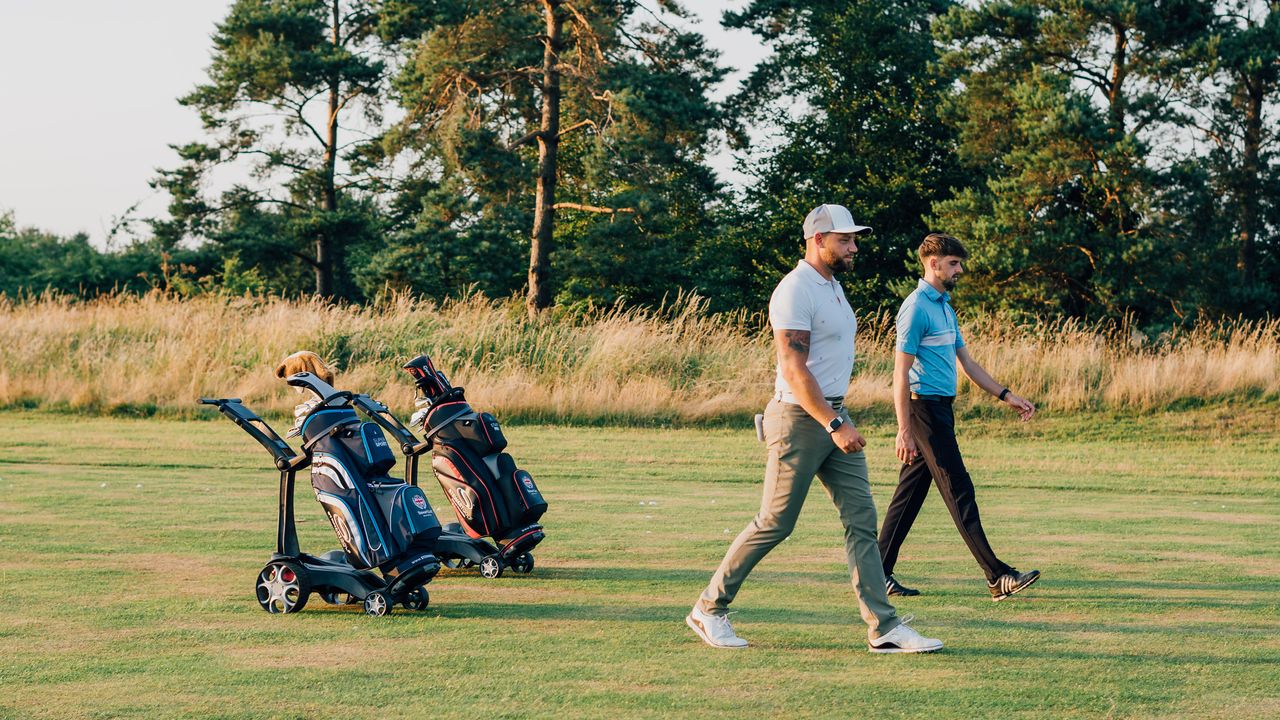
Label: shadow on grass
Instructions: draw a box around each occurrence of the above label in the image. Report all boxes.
[407,569,1280,629]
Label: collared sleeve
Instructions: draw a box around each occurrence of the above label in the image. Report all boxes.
[954,314,965,349]
[769,278,813,331]
[896,298,925,355]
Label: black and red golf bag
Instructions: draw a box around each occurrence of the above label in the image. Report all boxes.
[404,355,546,562]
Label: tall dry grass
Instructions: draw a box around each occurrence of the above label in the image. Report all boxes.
[0,291,1276,423]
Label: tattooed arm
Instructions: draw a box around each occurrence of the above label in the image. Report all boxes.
[775,329,866,452]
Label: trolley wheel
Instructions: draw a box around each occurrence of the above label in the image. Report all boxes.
[479,556,504,579]
[256,560,310,614]
[510,553,535,574]
[363,590,392,617]
[402,586,430,611]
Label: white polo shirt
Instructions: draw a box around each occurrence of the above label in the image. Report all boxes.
[769,260,857,403]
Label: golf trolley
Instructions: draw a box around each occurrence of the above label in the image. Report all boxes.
[200,373,443,616]
[402,354,547,578]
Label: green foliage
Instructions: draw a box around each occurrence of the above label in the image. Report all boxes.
[153,0,390,299]
[17,0,1280,321]
[720,0,964,313]
[930,0,1219,321]
[377,0,727,308]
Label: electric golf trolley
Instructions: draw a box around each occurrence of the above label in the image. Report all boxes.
[200,372,443,616]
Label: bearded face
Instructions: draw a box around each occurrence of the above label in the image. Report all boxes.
[817,232,859,274]
[932,256,964,289]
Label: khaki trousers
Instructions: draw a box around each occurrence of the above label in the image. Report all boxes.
[697,399,900,638]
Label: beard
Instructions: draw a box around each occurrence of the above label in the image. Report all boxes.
[822,250,854,274]
[942,275,958,290]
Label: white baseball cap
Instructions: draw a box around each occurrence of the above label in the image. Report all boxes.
[803,204,872,240]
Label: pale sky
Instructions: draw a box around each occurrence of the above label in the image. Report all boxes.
[0,1,768,246]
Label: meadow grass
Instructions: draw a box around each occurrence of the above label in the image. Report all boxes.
[1,409,1277,719]
[1,292,1277,424]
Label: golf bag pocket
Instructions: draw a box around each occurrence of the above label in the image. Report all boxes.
[448,412,508,456]
[511,469,547,525]
[372,483,442,550]
[476,412,508,453]
[492,453,546,527]
[431,444,503,539]
[311,468,397,570]
[336,422,396,476]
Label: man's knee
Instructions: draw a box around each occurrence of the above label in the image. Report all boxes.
[840,506,879,536]
[751,513,797,543]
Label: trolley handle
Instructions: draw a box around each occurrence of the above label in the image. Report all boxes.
[197,397,304,471]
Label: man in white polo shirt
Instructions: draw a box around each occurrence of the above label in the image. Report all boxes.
[687,204,943,654]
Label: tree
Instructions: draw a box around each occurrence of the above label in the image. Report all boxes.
[381,0,724,316]
[0,211,199,298]
[714,0,963,314]
[1189,1,1280,309]
[930,0,1215,320]
[153,0,389,298]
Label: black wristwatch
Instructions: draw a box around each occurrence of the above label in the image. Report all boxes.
[826,416,845,433]
[998,387,1010,401]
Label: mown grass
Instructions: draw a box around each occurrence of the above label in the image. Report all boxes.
[1,292,1278,424]
[1,409,1276,719]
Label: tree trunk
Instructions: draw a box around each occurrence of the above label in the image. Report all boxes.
[527,0,564,319]
[1108,21,1128,134]
[316,0,342,298]
[1237,73,1263,287]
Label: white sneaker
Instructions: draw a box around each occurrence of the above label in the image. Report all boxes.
[868,619,944,654]
[686,606,748,648]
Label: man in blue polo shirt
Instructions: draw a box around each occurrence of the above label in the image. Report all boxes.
[877,233,1042,601]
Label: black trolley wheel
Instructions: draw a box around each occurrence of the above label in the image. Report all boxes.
[402,586,430,611]
[479,556,504,579]
[256,560,311,614]
[363,590,392,617]
[510,553,535,574]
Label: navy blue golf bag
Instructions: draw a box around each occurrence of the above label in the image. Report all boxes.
[297,382,443,576]
[404,356,546,557]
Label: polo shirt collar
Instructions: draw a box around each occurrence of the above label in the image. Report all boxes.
[797,260,835,285]
[917,278,950,303]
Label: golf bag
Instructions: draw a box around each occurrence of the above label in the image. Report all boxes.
[297,378,443,576]
[404,355,546,555]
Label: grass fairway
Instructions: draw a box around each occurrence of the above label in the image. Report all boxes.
[1,408,1277,719]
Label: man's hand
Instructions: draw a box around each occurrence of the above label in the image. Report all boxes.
[1004,392,1036,421]
[831,422,866,453]
[895,427,918,463]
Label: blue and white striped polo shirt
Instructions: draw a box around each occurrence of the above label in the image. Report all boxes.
[896,279,965,397]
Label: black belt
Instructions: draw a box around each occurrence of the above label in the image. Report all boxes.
[910,393,954,402]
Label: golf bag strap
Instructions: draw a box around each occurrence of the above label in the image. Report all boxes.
[422,408,472,445]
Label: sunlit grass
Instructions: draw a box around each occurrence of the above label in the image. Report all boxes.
[0,291,1276,423]
[0,410,1276,719]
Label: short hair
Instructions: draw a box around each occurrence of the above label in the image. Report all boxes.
[917,233,968,262]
